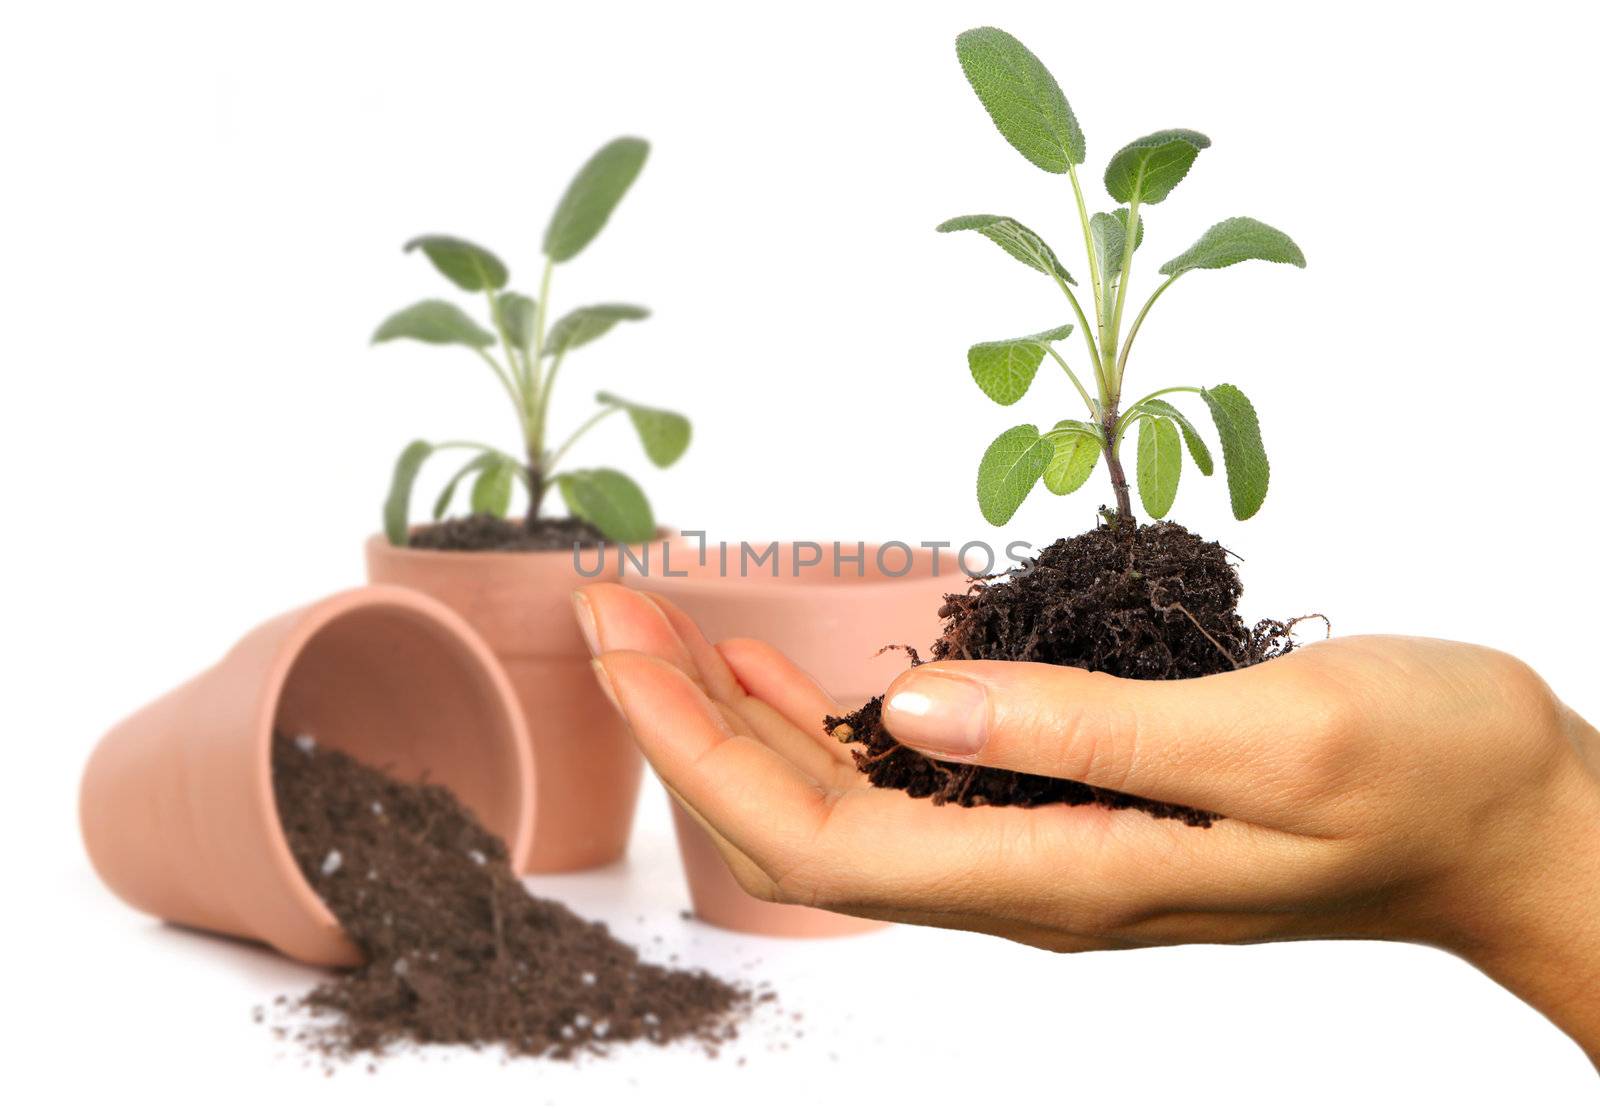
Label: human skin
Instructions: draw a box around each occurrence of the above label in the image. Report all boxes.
[573,583,1600,1065]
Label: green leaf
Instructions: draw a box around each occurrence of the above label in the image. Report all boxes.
[432,452,493,520]
[1089,208,1144,280]
[936,214,1074,283]
[596,391,691,467]
[546,303,650,355]
[383,439,433,546]
[1200,384,1270,520]
[1042,423,1102,495]
[976,424,1052,525]
[1159,217,1306,277]
[495,292,537,353]
[1135,398,1213,475]
[470,458,516,517]
[1103,129,1211,205]
[372,300,495,348]
[557,468,656,543]
[954,26,1084,173]
[1136,416,1182,519]
[543,137,650,263]
[966,324,1072,406]
[403,235,508,292]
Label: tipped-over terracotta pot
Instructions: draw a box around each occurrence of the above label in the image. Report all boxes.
[367,533,656,872]
[80,586,533,967]
[648,540,968,936]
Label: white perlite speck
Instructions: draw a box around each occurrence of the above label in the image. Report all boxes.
[319,849,343,876]
[370,801,383,815]
[467,849,487,866]
[579,970,597,987]
[294,734,316,754]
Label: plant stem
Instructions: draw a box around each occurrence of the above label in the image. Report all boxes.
[1106,198,1143,395]
[1116,273,1181,379]
[1100,405,1134,525]
[1051,272,1110,402]
[526,257,556,530]
[471,349,529,440]
[544,404,621,474]
[1044,345,1097,417]
[1067,165,1103,329]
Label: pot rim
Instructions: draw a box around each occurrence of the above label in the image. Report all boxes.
[364,527,675,568]
[252,585,536,946]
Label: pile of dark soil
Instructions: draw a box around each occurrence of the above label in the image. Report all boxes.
[407,513,605,552]
[271,733,758,1061]
[826,522,1297,826]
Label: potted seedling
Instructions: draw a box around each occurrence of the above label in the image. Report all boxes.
[367,136,686,871]
[830,27,1307,814]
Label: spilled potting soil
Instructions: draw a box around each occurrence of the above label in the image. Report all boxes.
[827,522,1302,824]
[269,733,764,1063]
[406,513,605,552]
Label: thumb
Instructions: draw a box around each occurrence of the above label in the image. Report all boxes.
[880,657,1327,824]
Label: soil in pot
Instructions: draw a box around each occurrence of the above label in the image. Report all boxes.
[826,521,1302,826]
[269,733,761,1062]
[407,513,606,553]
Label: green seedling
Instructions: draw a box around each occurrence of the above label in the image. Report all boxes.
[946,28,1304,527]
[376,137,687,545]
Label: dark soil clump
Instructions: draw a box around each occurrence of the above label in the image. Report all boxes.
[270,733,757,1061]
[826,522,1295,825]
[407,513,606,552]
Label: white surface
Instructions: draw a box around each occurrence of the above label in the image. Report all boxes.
[4,0,1598,1103]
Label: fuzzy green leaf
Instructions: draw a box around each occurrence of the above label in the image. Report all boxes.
[557,467,655,543]
[936,214,1074,283]
[403,235,508,292]
[1104,129,1211,205]
[372,300,496,348]
[546,303,650,356]
[967,324,1073,406]
[1159,217,1306,277]
[543,137,650,263]
[596,391,691,467]
[1042,422,1102,495]
[470,458,516,517]
[1136,416,1182,519]
[495,292,537,353]
[1090,208,1144,281]
[383,439,433,546]
[432,452,493,520]
[1201,384,1270,520]
[954,26,1084,173]
[976,424,1051,525]
[1136,398,1213,475]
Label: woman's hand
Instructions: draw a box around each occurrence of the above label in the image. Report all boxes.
[574,583,1600,1062]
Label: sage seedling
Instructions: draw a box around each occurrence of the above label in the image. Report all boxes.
[945,28,1304,527]
[375,137,687,545]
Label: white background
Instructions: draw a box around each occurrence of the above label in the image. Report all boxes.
[5,0,1598,1103]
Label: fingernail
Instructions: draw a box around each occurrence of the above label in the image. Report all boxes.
[572,591,600,656]
[590,659,624,716]
[883,671,989,758]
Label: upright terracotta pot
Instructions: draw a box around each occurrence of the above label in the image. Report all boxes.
[648,540,968,936]
[366,534,649,872]
[80,586,534,967]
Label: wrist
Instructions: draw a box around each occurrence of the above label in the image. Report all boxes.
[1451,714,1600,1065]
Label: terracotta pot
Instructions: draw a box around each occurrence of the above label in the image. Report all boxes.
[366,533,654,872]
[649,540,968,936]
[79,586,533,967]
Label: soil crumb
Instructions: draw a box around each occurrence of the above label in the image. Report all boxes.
[407,513,606,553]
[826,522,1296,825]
[270,734,761,1062]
